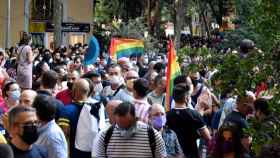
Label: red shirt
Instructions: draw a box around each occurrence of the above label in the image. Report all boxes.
[56,89,72,105]
[255,82,268,97]
[0,97,8,113]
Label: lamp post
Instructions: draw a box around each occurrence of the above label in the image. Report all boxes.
[5,0,11,48]
[24,0,30,32]
[54,0,62,48]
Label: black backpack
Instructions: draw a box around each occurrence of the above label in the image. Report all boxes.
[103,125,156,158]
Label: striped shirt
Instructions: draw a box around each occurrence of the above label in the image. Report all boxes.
[133,99,151,123]
[93,121,167,158]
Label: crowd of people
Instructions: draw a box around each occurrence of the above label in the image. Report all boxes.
[0,32,278,158]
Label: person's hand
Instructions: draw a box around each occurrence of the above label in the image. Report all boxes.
[1,113,9,131]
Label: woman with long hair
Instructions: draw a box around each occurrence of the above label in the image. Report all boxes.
[16,32,33,89]
[208,122,251,158]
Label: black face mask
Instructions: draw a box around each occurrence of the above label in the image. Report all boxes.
[67,82,73,90]
[61,75,67,82]
[20,125,39,145]
[222,140,235,153]
[191,79,200,87]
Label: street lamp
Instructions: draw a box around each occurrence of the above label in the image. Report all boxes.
[5,0,11,48]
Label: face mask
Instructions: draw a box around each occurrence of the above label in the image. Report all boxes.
[67,82,73,90]
[9,90,21,101]
[152,115,166,130]
[131,61,137,65]
[110,75,122,85]
[94,83,103,95]
[143,58,149,65]
[61,75,67,82]
[20,125,39,145]
[119,123,137,139]
[191,79,199,87]
[222,140,234,153]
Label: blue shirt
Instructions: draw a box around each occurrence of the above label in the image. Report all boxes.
[58,102,83,158]
[113,88,134,103]
[162,128,183,157]
[11,143,47,158]
[35,120,68,158]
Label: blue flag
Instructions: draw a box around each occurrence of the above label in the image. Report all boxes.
[83,36,100,66]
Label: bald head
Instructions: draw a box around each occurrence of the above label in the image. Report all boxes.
[20,90,37,107]
[149,104,165,118]
[106,100,122,124]
[72,79,90,101]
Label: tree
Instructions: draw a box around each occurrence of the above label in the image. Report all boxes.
[174,0,188,49]
[248,0,280,50]
[94,0,144,23]
[145,0,161,37]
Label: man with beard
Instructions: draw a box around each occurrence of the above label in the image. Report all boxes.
[56,70,80,105]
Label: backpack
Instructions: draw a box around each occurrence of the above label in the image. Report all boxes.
[104,125,156,158]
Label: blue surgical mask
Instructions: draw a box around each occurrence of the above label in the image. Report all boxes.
[10,90,21,101]
[152,115,166,130]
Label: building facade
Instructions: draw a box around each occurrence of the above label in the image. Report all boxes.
[0,0,93,49]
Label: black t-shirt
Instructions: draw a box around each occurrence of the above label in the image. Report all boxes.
[10,143,47,158]
[166,108,205,158]
[224,111,248,137]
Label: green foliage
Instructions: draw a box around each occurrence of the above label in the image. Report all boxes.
[249,0,280,50]
[94,0,144,23]
[246,90,280,155]
[94,0,119,23]
[178,44,280,155]
[217,27,261,50]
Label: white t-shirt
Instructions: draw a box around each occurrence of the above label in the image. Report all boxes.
[75,99,106,152]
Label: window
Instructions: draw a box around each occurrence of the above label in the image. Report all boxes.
[31,0,54,21]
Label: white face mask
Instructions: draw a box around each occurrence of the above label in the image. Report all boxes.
[143,58,149,65]
[110,75,122,85]
[131,60,137,65]
[94,83,103,95]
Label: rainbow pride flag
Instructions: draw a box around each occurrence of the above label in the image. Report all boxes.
[165,40,181,111]
[109,38,144,61]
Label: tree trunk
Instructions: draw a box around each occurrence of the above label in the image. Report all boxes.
[146,0,161,38]
[174,0,188,50]
[207,1,223,26]
[152,0,161,37]
[54,0,62,49]
[201,11,210,38]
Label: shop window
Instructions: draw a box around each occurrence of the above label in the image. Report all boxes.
[69,33,86,46]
